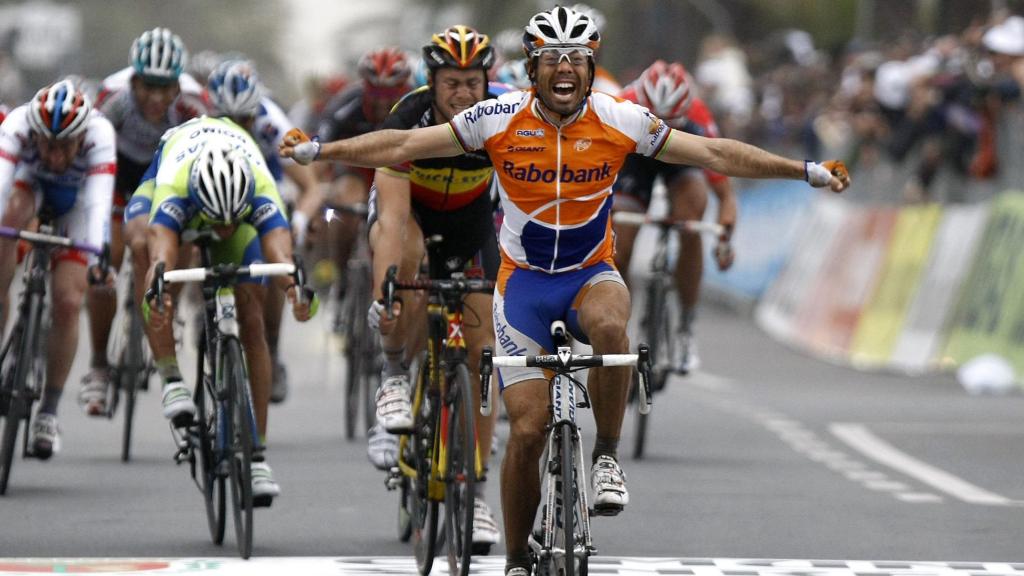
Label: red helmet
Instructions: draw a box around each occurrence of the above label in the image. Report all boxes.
[357,47,412,88]
[634,60,694,121]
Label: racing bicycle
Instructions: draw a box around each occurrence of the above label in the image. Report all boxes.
[480,321,652,576]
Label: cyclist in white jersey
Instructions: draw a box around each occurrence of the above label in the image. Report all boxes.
[280,7,850,574]
[80,26,208,416]
[206,58,322,403]
[0,80,116,459]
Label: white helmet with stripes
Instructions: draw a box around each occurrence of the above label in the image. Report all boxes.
[27,79,92,140]
[208,59,262,118]
[131,27,188,83]
[188,138,254,224]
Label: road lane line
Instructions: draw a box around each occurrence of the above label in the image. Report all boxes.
[830,423,1023,506]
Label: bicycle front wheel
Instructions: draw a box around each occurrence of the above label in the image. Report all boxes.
[195,338,226,545]
[445,364,476,576]
[1,292,43,495]
[634,279,670,460]
[411,362,441,575]
[224,338,255,559]
[557,425,577,576]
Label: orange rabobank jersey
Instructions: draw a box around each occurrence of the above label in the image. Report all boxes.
[449,90,670,273]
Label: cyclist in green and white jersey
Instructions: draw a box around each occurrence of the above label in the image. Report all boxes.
[141,115,317,502]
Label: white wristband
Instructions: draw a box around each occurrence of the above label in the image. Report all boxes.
[293,140,321,165]
[804,161,832,187]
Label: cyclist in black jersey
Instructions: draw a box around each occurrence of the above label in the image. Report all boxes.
[365,24,502,550]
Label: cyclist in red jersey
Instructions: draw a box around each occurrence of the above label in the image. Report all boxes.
[615,59,737,373]
[317,48,412,330]
[281,7,850,574]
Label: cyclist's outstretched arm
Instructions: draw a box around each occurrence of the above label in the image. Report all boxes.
[280,124,462,168]
[658,128,851,192]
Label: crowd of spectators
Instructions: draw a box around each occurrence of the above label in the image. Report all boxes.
[691,12,1024,203]
[1,10,1021,204]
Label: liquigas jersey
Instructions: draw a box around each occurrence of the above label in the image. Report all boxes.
[148,115,288,235]
[449,89,670,273]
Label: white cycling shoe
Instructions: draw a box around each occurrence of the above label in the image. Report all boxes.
[375,374,413,433]
[591,455,629,513]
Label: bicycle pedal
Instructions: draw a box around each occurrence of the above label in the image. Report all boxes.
[385,468,402,490]
[253,494,274,508]
[170,412,195,429]
[590,504,623,517]
[471,542,492,556]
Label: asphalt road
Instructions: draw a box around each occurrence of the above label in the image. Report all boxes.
[2,294,1023,568]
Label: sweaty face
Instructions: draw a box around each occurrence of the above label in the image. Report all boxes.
[34,133,83,173]
[131,76,181,123]
[533,48,592,117]
[431,67,486,123]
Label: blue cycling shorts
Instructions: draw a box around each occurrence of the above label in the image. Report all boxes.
[492,258,625,390]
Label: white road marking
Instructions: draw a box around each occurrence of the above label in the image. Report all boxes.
[830,423,1023,506]
[2,557,1021,575]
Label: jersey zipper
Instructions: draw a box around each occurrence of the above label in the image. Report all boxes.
[551,125,562,273]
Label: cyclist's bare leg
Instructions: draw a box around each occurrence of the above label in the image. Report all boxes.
[85,214,123,371]
[0,186,35,329]
[500,377,550,565]
[236,282,271,437]
[43,259,89,412]
[576,279,632,454]
[463,292,497,466]
[668,174,708,320]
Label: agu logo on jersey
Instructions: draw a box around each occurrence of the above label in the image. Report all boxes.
[502,161,612,184]
[515,129,545,137]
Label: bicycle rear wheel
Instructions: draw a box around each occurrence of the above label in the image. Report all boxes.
[411,363,441,575]
[224,338,255,559]
[445,364,476,575]
[195,338,226,545]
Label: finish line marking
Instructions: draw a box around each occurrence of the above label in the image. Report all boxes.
[1,558,1023,576]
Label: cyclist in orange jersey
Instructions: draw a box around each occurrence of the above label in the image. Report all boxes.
[281,7,850,574]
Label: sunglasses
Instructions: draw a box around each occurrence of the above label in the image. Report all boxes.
[531,46,593,67]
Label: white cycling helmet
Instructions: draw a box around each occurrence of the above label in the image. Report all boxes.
[131,27,188,83]
[188,139,255,224]
[208,59,262,118]
[27,79,92,140]
[522,5,601,56]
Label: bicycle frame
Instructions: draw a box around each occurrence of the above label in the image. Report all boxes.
[394,277,485,497]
